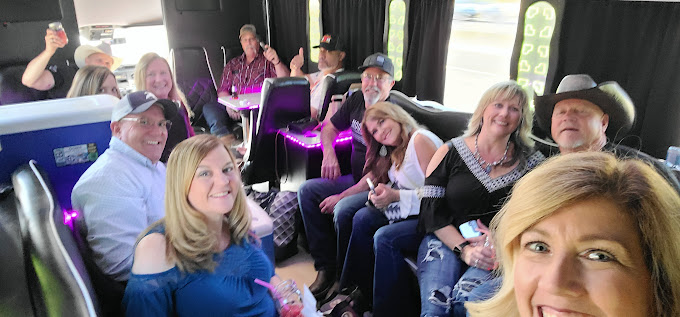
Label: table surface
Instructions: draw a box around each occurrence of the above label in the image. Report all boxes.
[218,93,262,111]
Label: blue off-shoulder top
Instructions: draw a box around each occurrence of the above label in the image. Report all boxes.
[122,224,277,316]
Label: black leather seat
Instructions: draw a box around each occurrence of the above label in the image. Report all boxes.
[12,160,99,316]
[389,90,472,141]
[171,46,218,128]
[317,71,362,121]
[241,77,310,185]
[0,185,34,316]
[0,65,47,105]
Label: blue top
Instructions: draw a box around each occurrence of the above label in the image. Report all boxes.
[123,225,277,316]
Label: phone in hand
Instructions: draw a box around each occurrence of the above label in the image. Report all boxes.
[366,178,377,195]
[459,220,482,239]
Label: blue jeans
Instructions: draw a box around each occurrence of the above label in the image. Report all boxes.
[339,206,389,299]
[450,269,501,317]
[202,101,239,136]
[373,218,422,317]
[417,234,465,317]
[298,175,367,272]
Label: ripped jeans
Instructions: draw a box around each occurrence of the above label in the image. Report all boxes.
[416,234,499,317]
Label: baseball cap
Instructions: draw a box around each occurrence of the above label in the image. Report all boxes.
[74,42,122,71]
[313,34,345,51]
[239,24,257,39]
[358,53,394,77]
[111,91,178,122]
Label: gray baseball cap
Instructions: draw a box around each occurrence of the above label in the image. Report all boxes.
[111,91,178,122]
[358,53,394,77]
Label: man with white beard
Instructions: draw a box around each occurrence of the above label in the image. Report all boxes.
[298,53,395,299]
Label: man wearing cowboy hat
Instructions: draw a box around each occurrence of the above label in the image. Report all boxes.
[289,33,347,119]
[22,27,121,98]
[535,73,680,191]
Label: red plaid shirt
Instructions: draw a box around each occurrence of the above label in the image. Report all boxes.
[217,52,277,95]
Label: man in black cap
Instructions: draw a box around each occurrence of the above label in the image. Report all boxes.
[535,73,680,191]
[72,91,177,282]
[298,53,395,299]
[290,33,347,119]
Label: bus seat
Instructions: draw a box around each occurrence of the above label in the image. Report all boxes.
[317,71,362,121]
[12,161,99,317]
[170,46,218,129]
[241,77,310,186]
[389,90,472,141]
[0,185,35,317]
[71,211,126,317]
[0,95,116,210]
[0,65,47,105]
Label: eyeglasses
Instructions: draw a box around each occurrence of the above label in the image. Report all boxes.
[120,117,172,131]
[361,73,391,83]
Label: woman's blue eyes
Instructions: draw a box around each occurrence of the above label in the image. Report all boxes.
[526,241,549,253]
[584,250,614,262]
[223,166,233,173]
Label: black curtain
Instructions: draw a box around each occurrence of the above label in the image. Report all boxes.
[552,1,680,158]
[400,0,454,103]
[322,0,387,71]
[268,0,309,70]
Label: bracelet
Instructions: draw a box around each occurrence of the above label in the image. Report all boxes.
[274,60,281,66]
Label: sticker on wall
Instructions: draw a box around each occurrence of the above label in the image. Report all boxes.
[53,143,99,167]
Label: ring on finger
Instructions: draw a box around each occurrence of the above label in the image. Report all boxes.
[474,259,479,268]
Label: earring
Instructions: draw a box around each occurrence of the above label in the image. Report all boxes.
[379,145,388,157]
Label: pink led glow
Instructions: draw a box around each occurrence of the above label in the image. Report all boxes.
[63,210,79,225]
[281,130,353,149]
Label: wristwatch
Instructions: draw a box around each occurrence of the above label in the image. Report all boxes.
[454,241,470,254]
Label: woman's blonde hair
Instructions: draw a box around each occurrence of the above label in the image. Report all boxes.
[134,52,193,117]
[468,151,680,317]
[361,101,420,184]
[66,65,118,98]
[162,134,251,273]
[463,80,534,159]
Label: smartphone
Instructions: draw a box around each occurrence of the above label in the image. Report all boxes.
[366,178,377,195]
[459,220,482,239]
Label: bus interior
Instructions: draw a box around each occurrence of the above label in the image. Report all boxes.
[2,0,680,316]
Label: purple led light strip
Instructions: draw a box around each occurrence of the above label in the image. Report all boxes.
[282,130,353,149]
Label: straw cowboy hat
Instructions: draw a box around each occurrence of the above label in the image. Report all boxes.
[534,74,636,139]
[74,42,122,71]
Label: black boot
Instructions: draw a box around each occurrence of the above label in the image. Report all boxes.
[310,269,336,299]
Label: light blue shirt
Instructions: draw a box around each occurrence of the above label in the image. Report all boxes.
[71,137,166,282]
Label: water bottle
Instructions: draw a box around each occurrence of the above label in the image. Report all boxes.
[666,146,680,169]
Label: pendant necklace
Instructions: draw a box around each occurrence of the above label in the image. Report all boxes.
[474,134,510,174]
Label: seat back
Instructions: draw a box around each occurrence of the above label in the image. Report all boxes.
[171,47,218,125]
[242,77,310,185]
[0,65,48,105]
[389,90,472,141]
[317,71,362,121]
[12,161,99,317]
[0,185,35,316]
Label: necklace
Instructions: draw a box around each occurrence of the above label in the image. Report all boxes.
[474,134,510,174]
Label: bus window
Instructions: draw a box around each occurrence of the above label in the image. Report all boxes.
[444,0,520,113]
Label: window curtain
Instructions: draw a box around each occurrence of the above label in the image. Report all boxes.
[321,0,387,70]
[268,0,309,71]
[551,1,680,158]
[400,0,454,103]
